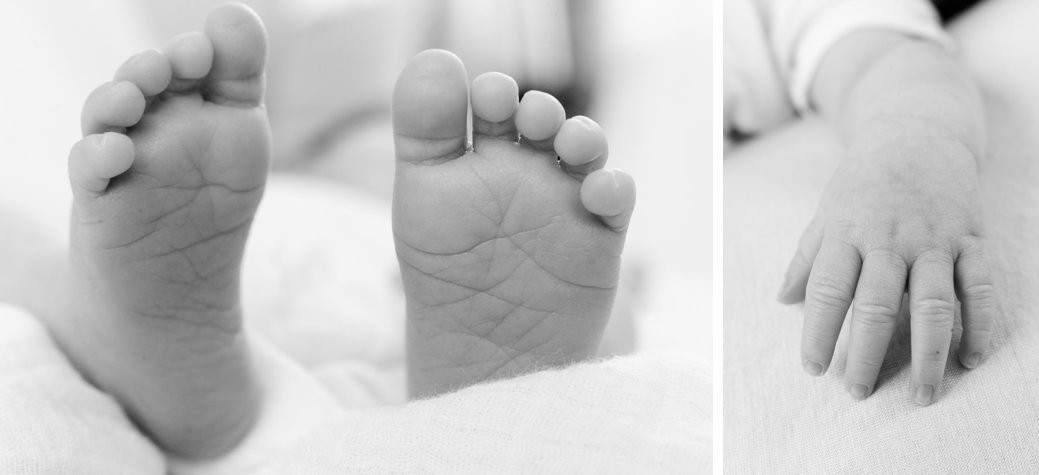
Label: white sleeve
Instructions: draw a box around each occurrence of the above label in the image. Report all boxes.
[755,0,954,111]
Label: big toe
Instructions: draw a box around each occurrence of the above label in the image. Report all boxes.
[392,49,469,164]
[202,2,267,105]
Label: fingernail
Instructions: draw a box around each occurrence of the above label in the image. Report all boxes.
[849,384,869,400]
[965,352,982,369]
[802,360,823,376]
[914,384,934,406]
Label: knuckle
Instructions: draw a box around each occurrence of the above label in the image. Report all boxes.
[853,301,900,329]
[958,234,986,255]
[865,248,903,266]
[828,219,858,237]
[916,249,955,267]
[963,318,996,338]
[854,300,900,317]
[910,297,955,326]
[961,282,996,308]
[964,327,994,345]
[809,275,854,311]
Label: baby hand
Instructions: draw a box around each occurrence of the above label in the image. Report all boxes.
[778,132,994,406]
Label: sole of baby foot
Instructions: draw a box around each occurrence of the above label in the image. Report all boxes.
[61,3,270,459]
[392,50,635,399]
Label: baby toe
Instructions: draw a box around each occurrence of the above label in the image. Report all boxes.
[162,31,214,85]
[472,72,519,139]
[555,116,608,178]
[81,81,146,136]
[68,132,136,195]
[516,90,565,150]
[114,49,172,97]
[580,168,636,232]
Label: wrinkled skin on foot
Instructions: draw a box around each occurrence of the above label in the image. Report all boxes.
[393,50,635,399]
[396,140,624,397]
[61,3,270,459]
[73,94,270,321]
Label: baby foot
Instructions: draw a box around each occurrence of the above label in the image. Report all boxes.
[61,3,269,458]
[392,50,636,399]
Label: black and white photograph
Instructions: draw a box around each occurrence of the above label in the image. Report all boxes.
[6,0,1039,473]
[0,0,710,472]
[725,0,1039,472]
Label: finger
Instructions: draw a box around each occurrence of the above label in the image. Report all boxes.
[908,250,956,406]
[954,236,995,369]
[801,237,862,376]
[844,250,907,399]
[779,215,824,304]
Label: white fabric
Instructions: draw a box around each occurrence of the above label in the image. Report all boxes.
[724,0,950,135]
[724,1,1039,471]
[0,299,710,474]
[256,351,710,474]
[0,304,165,474]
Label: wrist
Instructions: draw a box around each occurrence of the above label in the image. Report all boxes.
[851,115,983,168]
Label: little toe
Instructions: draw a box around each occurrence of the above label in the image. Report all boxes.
[555,116,608,179]
[201,2,268,105]
[81,81,146,136]
[114,49,172,97]
[580,168,636,232]
[162,31,214,90]
[392,49,469,164]
[515,90,565,151]
[472,72,519,141]
[68,132,136,196]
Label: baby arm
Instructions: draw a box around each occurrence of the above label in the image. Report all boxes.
[777,30,994,405]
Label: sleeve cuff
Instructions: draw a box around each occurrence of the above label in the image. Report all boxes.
[787,0,954,111]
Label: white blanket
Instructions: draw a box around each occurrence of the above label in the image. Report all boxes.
[724,0,1039,471]
[0,301,709,474]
